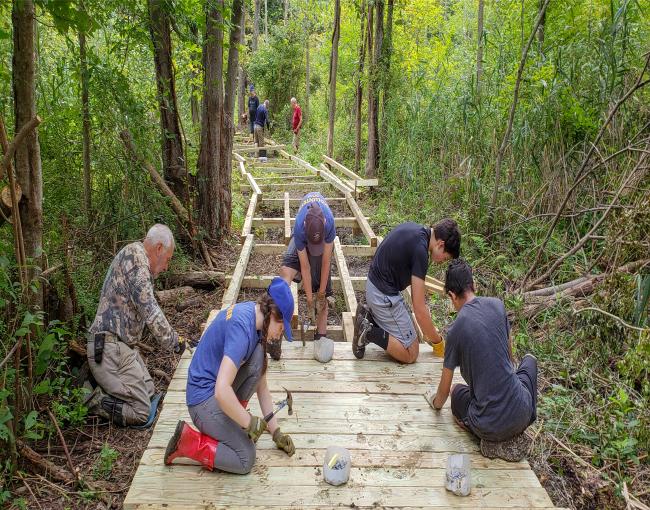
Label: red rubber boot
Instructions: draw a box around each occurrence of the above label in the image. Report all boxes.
[164,420,218,470]
[239,400,249,409]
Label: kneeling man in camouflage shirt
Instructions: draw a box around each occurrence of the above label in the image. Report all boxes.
[86,224,188,426]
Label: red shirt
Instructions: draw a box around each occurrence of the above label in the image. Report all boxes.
[292,105,302,130]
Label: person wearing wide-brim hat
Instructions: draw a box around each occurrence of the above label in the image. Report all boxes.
[164,277,295,474]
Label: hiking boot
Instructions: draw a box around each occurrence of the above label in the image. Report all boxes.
[352,304,373,359]
[480,432,530,462]
[85,385,111,420]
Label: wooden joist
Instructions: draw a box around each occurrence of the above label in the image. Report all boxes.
[234,144,285,154]
[221,234,254,308]
[255,174,317,182]
[240,181,335,192]
[334,236,357,316]
[252,216,363,228]
[238,160,247,177]
[323,154,361,181]
[316,165,354,196]
[241,192,259,241]
[346,192,377,246]
[232,151,246,163]
[254,242,375,256]
[246,172,262,195]
[283,192,291,244]
[261,196,347,205]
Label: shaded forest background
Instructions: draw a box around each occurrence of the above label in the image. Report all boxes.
[0,0,649,508]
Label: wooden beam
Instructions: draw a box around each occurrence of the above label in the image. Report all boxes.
[342,311,355,342]
[334,237,357,316]
[253,216,362,228]
[261,197,347,205]
[323,154,361,181]
[234,144,285,154]
[320,163,355,192]
[221,234,254,308]
[241,192,259,241]
[232,151,246,163]
[238,160,247,177]
[346,193,377,246]
[246,172,262,195]
[232,274,367,291]
[255,174,317,181]
[241,181,335,192]
[254,242,376,256]
[283,192,291,244]
[316,165,354,196]
[250,166,302,174]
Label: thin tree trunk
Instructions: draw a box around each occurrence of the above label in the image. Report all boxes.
[264,0,268,38]
[284,0,289,21]
[354,3,368,174]
[148,0,187,203]
[537,0,546,55]
[476,0,484,97]
[365,0,383,178]
[487,0,550,235]
[197,0,224,240]
[79,29,92,217]
[219,0,244,233]
[304,15,310,125]
[237,65,246,131]
[190,22,201,126]
[253,0,260,50]
[380,0,394,155]
[12,0,43,308]
[326,0,341,158]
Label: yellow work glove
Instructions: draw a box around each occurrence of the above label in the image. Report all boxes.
[174,335,186,355]
[245,414,267,443]
[272,428,295,457]
[432,338,445,358]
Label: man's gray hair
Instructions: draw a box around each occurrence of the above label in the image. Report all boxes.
[145,224,175,249]
[290,97,297,104]
[264,99,270,106]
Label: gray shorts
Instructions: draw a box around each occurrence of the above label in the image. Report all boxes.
[365,279,417,348]
[281,237,333,297]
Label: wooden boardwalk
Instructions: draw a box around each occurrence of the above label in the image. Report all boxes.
[123,142,561,509]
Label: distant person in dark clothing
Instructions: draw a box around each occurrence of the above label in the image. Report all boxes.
[247,87,259,141]
[353,219,461,364]
[428,259,538,462]
[254,100,270,159]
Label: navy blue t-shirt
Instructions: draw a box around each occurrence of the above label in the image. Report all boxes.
[186,302,260,406]
[248,95,259,116]
[444,297,533,441]
[254,104,269,128]
[293,193,336,252]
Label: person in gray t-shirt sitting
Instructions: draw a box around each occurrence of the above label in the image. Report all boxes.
[429,259,537,462]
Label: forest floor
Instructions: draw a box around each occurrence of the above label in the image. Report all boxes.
[15,220,639,510]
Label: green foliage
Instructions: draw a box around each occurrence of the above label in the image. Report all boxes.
[94,444,119,479]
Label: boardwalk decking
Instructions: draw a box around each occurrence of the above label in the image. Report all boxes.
[123,141,561,509]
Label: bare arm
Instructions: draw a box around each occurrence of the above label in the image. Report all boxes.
[319,242,333,294]
[433,367,454,410]
[297,249,313,303]
[256,374,279,434]
[411,276,442,344]
[215,356,251,428]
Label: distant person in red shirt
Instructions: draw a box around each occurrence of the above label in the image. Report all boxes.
[291,97,303,152]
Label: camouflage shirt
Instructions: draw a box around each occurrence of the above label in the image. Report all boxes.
[89,242,178,350]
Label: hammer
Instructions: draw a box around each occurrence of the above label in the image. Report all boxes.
[263,387,293,422]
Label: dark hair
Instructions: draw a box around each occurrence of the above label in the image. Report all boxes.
[444,258,474,298]
[433,218,461,259]
[257,293,283,371]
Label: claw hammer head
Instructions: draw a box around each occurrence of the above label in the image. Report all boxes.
[284,386,293,416]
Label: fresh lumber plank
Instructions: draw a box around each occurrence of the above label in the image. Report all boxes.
[254,242,375,256]
[346,192,377,246]
[252,216,362,228]
[235,144,285,154]
[343,311,354,342]
[334,236,357,315]
[320,162,355,191]
[256,174,318,181]
[241,192,259,241]
[238,160,247,176]
[221,234,254,308]
[246,172,262,195]
[317,165,354,195]
[232,151,246,163]
[283,192,291,244]
[261,196,347,205]
[235,274,368,291]
[323,154,362,181]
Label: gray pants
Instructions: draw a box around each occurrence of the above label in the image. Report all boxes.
[365,279,417,348]
[188,343,264,474]
[87,334,155,425]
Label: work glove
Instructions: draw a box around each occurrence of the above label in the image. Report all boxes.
[272,428,295,457]
[306,297,316,324]
[245,414,267,443]
[431,338,445,358]
[316,291,327,314]
[174,335,186,355]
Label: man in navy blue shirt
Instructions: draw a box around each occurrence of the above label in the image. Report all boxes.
[280,193,337,339]
[254,99,270,158]
[247,86,259,141]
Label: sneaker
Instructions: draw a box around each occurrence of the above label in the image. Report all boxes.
[480,432,530,462]
[352,304,372,359]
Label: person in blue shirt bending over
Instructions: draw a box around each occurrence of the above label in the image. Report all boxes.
[280,192,337,341]
[164,278,296,474]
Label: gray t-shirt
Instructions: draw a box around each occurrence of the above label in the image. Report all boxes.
[444,297,533,441]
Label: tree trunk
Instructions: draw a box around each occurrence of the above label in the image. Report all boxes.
[537,0,546,55]
[380,0,394,155]
[326,0,341,158]
[284,0,289,21]
[197,0,224,240]
[79,29,92,217]
[219,0,245,233]
[264,0,268,39]
[476,0,484,97]
[189,22,201,126]
[253,0,260,50]
[12,0,43,308]
[365,0,383,178]
[148,0,187,203]
[354,4,368,174]
[304,15,310,125]
[237,65,247,131]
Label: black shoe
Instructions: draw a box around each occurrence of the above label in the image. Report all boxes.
[100,395,128,427]
[352,304,372,359]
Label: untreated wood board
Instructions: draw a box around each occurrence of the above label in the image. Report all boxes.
[283,192,291,244]
[252,216,363,228]
[221,234,254,307]
[334,236,357,316]
[241,192,259,241]
[346,193,377,246]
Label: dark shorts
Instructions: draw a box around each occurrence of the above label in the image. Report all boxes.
[451,354,538,440]
[248,113,256,134]
[281,237,333,297]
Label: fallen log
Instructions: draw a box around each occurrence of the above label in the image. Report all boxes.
[155,286,196,304]
[176,295,204,311]
[165,270,225,289]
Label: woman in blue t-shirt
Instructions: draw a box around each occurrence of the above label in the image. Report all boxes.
[164,277,295,474]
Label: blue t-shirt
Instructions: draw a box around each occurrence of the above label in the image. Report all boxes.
[254,104,268,127]
[293,192,336,252]
[186,302,260,406]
